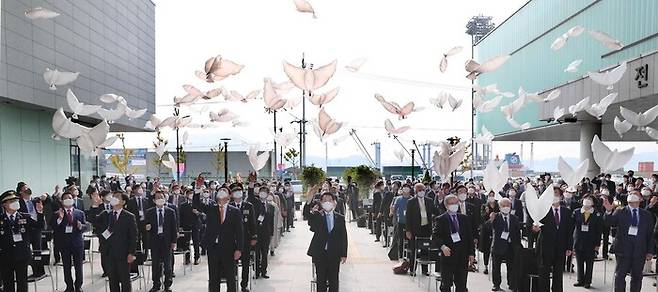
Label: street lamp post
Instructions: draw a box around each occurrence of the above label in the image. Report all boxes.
[411,149,416,178]
[221,138,231,183]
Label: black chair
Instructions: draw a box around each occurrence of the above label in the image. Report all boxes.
[28,250,55,292]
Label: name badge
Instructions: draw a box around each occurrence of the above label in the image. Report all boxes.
[65,226,73,233]
[244,210,250,215]
[139,210,144,219]
[158,226,163,234]
[501,231,509,240]
[628,226,638,236]
[244,218,248,223]
[451,232,461,243]
[510,210,516,215]
[102,229,112,239]
[13,233,23,242]
[258,215,264,222]
[215,236,219,244]
[581,224,589,232]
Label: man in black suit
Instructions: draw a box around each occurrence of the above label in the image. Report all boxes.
[490,198,521,291]
[371,181,384,242]
[455,185,479,256]
[229,186,257,292]
[507,188,523,218]
[125,186,152,259]
[307,192,348,292]
[94,191,138,292]
[531,187,574,292]
[603,191,654,292]
[179,189,201,265]
[0,190,45,292]
[16,182,46,279]
[52,192,87,292]
[432,194,474,292]
[193,185,244,292]
[346,176,359,222]
[254,186,275,278]
[405,183,437,275]
[572,195,602,289]
[145,191,178,292]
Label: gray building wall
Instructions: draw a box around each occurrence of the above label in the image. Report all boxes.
[1,0,156,130]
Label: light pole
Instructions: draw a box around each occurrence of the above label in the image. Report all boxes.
[173,108,190,182]
[221,138,231,183]
[411,149,416,179]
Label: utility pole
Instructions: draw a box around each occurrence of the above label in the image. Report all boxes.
[273,110,277,178]
[221,138,230,183]
[411,149,416,179]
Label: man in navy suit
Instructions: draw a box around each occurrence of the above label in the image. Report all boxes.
[145,191,178,292]
[52,192,87,292]
[572,195,602,289]
[16,182,46,279]
[193,185,244,292]
[604,191,654,292]
[490,198,521,291]
[307,191,348,292]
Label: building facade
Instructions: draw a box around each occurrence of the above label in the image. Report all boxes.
[0,0,156,193]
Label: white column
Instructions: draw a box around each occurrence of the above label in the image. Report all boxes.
[580,121,601,178]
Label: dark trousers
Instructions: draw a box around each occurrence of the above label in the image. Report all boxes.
[614,255,644,292]
[538,254,565,292]
[151,239,173,289]
[285,208,295,230]
[396,223,406,259]
[1,259,28,292]
[349,203,358,221]
[107,253,132,292]
[409,224,431,274]
[255,236,271,276]
[61,247,84,290]
[30,230,45,276]
[182,228,200,264]
[439,253,468,292]
[492,251,514,289]
[313,253,340,292]
[239,244,252,288]
[374,214,382,240]
[602,227,610,257]
[575,249,594,285]
[100,247,109,275]
[207,246,236,292]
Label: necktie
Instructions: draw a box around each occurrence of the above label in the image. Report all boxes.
[451,214,460,233]
[219,205,225,224]
[632,209,638,226]
[67,209,73,224]
[554,208,560,226]
[27,201,34,214]
[503,216,509,232]
[10,214,15,223]
[109,211,117,232]
[138,198,142,211]
[326,214,333,233]
[460,203,466,215]
[158,209,163,232]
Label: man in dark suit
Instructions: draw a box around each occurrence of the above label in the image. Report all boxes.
[405,183,437,275]
[531,188,574,292]
[52,192,87,292]
[372,181,384,242]
[0,190,45,292]
[144,191,178,292]
[307,192,348,292]
[229,186,257,292]
[455,185,479,258]
[193,185,244,292]
[432,194,474,292]
[93,191,138,292]
[254,187,275,278]
[572,195,602,289]
[346,176,359,222]
[490,198,521,291]
[603,191,654,292]
[126,185,152,258]
[16,182,46,279]
[179,189,201,265]
[507,189,523,218]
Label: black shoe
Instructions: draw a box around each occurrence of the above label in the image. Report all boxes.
[270,251,275,256]
[101,272,108,277]
[261,274,270,279]
[75,289,84,292]
[64,288,74,292]
[374,239,380,242]
[491,286,501,291]
[291,225,295,228]
[164,288,172,292]
[194,259,200,265]
[584,284,591,288]
[483,268,488,274]
[241,288,250,292]
[573,282,584,287]
[149,287,160,292]
[172,272,176,278]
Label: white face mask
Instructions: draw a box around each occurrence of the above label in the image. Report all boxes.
[467,188,475,194]
[487,197,495,203]
[104,195,112,202]
[321,201,335,212]
[642,190,651,197]
[500,206,511,214]
[109,197,120,206]
[259,192,268,199]
[8,201,20,211]
[564,193,573,199]
[583,200,593,207]
[202,192,210,198]
[232,191,243,199]
[217,191,229,200]
[266,196,274,202]
[628,194,641,203]
[155,199,166,206]
[601,189,610,196]
[416,191,425,198]
[553,196,561,204]
[458,194,467,201]
[73,190,79,197]
[447,204,459,213]
[63,198,74,207]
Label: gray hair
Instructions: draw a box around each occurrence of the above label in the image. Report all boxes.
[444,194,458,208]
[498,197,511,207]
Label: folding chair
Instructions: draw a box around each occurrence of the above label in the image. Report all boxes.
[173,230,193,275]
[28,250,55,292]
[412,236,435,284]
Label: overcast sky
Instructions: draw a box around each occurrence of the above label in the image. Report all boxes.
[114,0,657,171]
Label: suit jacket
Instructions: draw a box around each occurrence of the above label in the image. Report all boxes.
[509,198,523,219]
[93,209,138,258]
[432,212,474,260]
[51,208,87,249]
[306,211,348,261]
[126,196,153,224]
[536,206,574,264]
[230,201,257,242]
[490,213,521,255]
[179,201,200,230]
[372,191,383,215]
[406,196,437,235]
[572,208,602,252]
[380,191,395,218]
[256,201,275,238]
[605,206,654,258]
[193,193,244,255]
[457,201,480,239]
[145,206,178,245]
[0,211,45,262]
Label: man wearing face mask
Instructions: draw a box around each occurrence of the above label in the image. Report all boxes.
[489,198,521,291]
[531,187,574,292]
[253,187,275,279]
[126,185,152,259]
[405,183,437,276]
[1,190,45,292]
[432,194,474,292]
[572,195,602,289]
[144,191,178,292]
[93,191,138,292]
[391,184,412,260]
[455,185,479,254]
[169,184,184,210]
[507,188,523,218]
[193,185,244,292]
[229,187,257,292]
[372,181,385,243]
[307,192,348,292]
[15,182,46,280]
[283,182,296,231]
[179,189,201,265]
[52,192,87,292]
[603,191,654,292]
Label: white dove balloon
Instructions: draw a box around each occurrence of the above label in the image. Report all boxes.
[588,30,624,51]
[345,58,367,72]
[145,115,176,130]
[209,109,238,123]
[588,62,627,90]
[97,135,118,149]
[473,125,494,145]
[500,94,526,118]
[619,105,658,131]
[614,116,633,138]
[52,108,88,139]
[263,78,287,112]
[568,97,590,116]
[506,116,531,130]
[274,132,297,149]
[283,59,337,92]
[76,120,110,158]
[432,142,466,178]
[550,25,585,51]
[99,94,126,104]
[585,92,617,119]
[66,89,102,119]
[429,92,450,109]
[524,183,555,227]
[393,149,405,162]
[284,96,302,110]
[247,146,270,172]
[440,46,463,73]
[125,105,147,120]
[374,94,415,119]
[384,119,410,135]
[317,108,343,138]
[195,55,244,83]
[476,95,502,113]
[645,127,658,140]
[483,161,508,199]
[162,153,177,171]
[544,89,561,102]
[25,7,60,19]
[553,106,565,122]
[293,0,317,18]
[308,87,339,107]
[465,55,511,80]
[225,90,260,103]
[448,95,463,111]
[519,87,542,103]
[591,135,634,173]
[557,157,589,192]
[564,60,583,73]
[97,103,126,124]
[44,68,79,90]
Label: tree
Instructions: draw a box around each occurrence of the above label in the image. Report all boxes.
[109,134,136,177]
[210,143,226,179]
[422,169,431,184]
[284,148,299,168]
[301,166,326,189]
[343,165,381,200]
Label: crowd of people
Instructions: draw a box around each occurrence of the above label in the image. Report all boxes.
[0,173,298,292]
